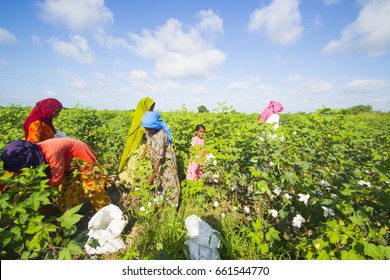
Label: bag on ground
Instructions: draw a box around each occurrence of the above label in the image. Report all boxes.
[183,214,220,260]
[84,204,128,255]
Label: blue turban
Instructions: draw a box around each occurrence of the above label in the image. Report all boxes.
[1,140,46,172]
[141,111,173,143]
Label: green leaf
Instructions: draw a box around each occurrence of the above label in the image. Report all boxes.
[259,243,269,254]
[327,231,340,244]
[67,240,84,255]
[341,250,365,260]
[255,180,270,195]
[59,248,72,260]
[317,249,331,260]
[56,204,83,229]
[321,199,334,205]
[23,191,51,211]
[348,210,369,226]
[364,243,384,260]
[340,188,352,196]
[265,227,280,242]
[25,216,45,234]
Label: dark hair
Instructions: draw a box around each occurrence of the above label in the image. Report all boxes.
[195,124,205,131]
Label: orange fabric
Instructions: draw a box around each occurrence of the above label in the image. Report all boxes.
[37,138,96,188]
[26,120,55,143]
[56,168,111,212]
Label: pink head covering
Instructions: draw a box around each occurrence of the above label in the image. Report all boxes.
[258,101,284,123]
[23,98,63,139]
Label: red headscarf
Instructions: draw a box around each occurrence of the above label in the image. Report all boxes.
[258,101,284,123]
[23,98,63,139]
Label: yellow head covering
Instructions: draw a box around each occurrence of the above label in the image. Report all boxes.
[118,97,155,172]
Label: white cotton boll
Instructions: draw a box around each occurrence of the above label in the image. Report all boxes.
[139,206,145,212]
[298,193,310,206]
[284,194,292,199]
[357,180,371,187]
[273,185,281,195]
[292,214,306,228]
[244,206,250,214]
[268,209,278,218]
[205,153,217,165]
[213,201,219,207]
[321,206,335,218]
[319,180,331,187]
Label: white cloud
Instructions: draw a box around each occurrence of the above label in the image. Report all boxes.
[286,74,304,83]
[227,81,250,91]
[186,84,210,96]
[44,90,56,97]
[94,72,106,82]
[60,69,90,90]
[343,79,388,93]
[38,0,113,31]
[227,76,276,96]
[0,28,18,44]
[196,9,224,34]
[289,78,332,95]
[129,70,150,81]
[155,49,225,79]
[248,0,303,44]
[48,35,95,64]
[323,0,390,57]
[128,10,226,79]
[93,27,132,50]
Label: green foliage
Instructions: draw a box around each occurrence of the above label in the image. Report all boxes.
[197,105,209,113]
[345,104,373,114]
[0,105,389,260]
[0,165,84,259]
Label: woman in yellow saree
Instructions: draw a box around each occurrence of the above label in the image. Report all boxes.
[118,97,155,186]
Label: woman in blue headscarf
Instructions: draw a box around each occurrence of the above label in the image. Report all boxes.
[141,111,180,207]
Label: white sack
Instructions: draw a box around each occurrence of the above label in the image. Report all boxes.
[85,204,128,255]
[184,214,220,260]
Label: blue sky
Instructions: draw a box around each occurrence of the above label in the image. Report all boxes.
[0,0,389,113]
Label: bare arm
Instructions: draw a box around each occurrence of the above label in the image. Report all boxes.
[148,158,161,185]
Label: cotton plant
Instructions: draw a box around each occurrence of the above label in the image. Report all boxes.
[298,193,310,206]
[292,214,306,228]
[330,194,338,199]
[268,209,278,218]
[357,180,371,187]
[319,180,331,187]
[321,206,335,218]
[273,185,281,196]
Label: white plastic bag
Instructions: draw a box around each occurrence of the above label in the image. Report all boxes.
[84,204,128,255]
[55,129,69,138]
[184,215,220,260]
